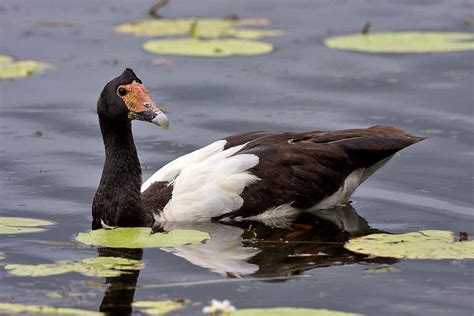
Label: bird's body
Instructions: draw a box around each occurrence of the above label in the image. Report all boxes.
[141,126,423,225]
[92,69,425,228]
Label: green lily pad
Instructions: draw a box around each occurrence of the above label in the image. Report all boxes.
[46,292,64,299]
[0,55,52,79]
[234,308,360,316]
[0,303,101,315]
[364,265,399,273]
[344,230,474,260]
[116,18,282,39]
[0,216,55,234]
[76,227,209,248]
[0,55,14,63]
[324,32,474,53]
[5,256,144,277]
[132,300,186,315]
[143,38,273,57]
[227,28,283,40]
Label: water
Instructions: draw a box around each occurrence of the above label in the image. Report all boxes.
[0,0,473,315]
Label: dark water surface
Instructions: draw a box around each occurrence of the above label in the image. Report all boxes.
[1,0,473,315]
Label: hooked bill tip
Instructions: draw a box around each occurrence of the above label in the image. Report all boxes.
[152,112,169,129]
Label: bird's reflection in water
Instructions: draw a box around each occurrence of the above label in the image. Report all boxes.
[96,205,395,314]
[97,247,143,315]
[160,205,394,278]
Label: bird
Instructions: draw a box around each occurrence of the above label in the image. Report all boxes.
[92,68,425,229]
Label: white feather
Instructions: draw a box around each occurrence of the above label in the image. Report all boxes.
[160,143,260,222]
[312,155,393,210]
[313,169,365,210]
[141,140,227,192]
[237,203,298,228]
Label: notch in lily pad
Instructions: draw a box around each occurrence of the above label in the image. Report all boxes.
[0,216,55,234]
[324,32,474,53]
[0,55,52,80]
[5,256,144,278]
[344,230,474,260]
[76,227,210,248]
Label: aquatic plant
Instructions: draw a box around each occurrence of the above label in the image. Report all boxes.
[324,32,474,53]
[0,217,55,235]
[5,256,144,278]
[345,230,474,260]
[76,227,210,248]
[0,55,52,80]
[133,300,186,315]
[116,17,283,57]
[0,303,101,315]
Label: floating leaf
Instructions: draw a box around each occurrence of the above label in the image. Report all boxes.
[227,28,283,40]
[143,39,273,57]
[46,292,64,299]
[0,252,5,260]
[0,55,52,79]
[344,230,474,260]
[324,32,474,53]
[76,227,209,248]
[0,303,101,315]
[0,55,13,63]
[5,256,144,278]
[234,307,360,316]
[364,265,399,273]
[132,300,186,315]
[116,18,282,39]
[0,216,55,234]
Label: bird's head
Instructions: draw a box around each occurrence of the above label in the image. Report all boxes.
[97,68,169,129]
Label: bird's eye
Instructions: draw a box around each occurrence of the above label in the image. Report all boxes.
[117,87,127,97]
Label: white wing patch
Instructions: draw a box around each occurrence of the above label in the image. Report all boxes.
[157,143,260,222]
[141,140,227,192]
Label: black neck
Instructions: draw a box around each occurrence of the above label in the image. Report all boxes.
[93,116,153,227]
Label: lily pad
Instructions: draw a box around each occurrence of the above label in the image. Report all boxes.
[143,39,273,57]
[0,216,55,234]
[76,227,209,248]
[5,256,144,277]
[0,55,52,79]
[344,230,474,260]
[324,32,474,53]
[0,303,101,315]
[0,55,13,63]
[132,300,186,315]
[364,265,399,273]
[116,18,282,39]
[234,308,360,316]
